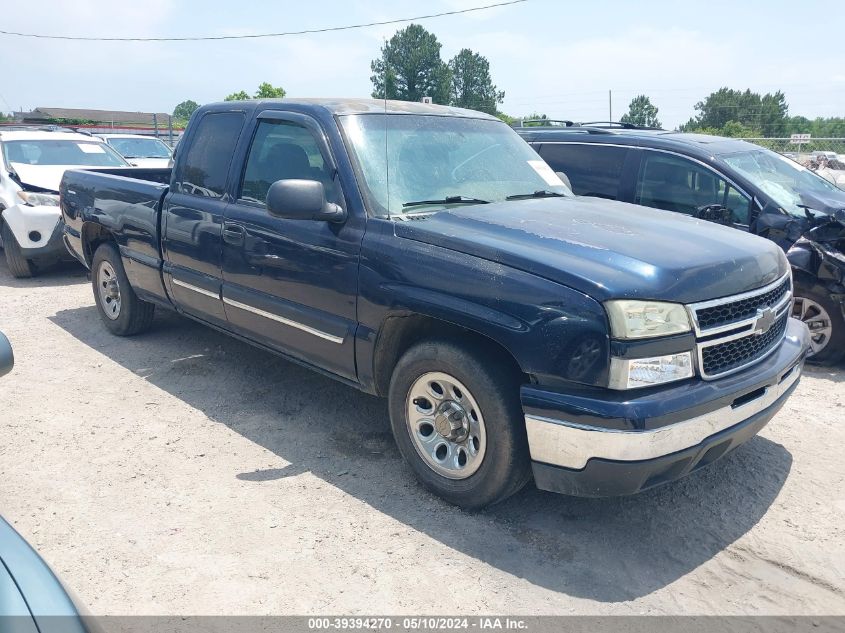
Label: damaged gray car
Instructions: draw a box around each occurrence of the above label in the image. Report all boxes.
[517,126,845,363]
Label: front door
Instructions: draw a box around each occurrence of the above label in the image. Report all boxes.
[221,111,361,380]
[634,150,753,227]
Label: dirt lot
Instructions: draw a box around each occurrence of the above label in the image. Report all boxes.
[0,260,843,616]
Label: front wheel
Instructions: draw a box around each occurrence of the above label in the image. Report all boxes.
[792,284,845,365]
[388,339,530,510]
[1,221,35,278]
[91,243,155,336]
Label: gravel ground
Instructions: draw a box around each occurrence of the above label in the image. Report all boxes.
[0,260,843,616]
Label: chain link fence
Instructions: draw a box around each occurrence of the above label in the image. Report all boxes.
[738,137,845,158]
[737,138,845,187]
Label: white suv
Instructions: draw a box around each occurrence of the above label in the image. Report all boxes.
[0,128,129,277]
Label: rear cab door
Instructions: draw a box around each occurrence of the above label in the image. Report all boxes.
[220,108,363,380]
[161,107,249,326]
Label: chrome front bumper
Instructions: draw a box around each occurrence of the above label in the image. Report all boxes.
[526,361,801,470]
[523,318,809,496]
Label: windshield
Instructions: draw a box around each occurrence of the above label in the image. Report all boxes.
[3,139,128,167]
[106,137,172,159]
[340,114,570,218]
[720,148,842,217]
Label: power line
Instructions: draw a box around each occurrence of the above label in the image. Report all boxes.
[0,0,527,42]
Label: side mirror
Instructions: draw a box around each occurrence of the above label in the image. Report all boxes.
[0,331,13,379]
[266,179,346,223]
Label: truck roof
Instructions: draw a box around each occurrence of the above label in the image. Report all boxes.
[205,98,499,119]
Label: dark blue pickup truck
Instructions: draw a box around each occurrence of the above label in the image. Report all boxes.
[60,99,810,509]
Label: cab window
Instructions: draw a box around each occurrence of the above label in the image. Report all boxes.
[239,120,338,205]
[174,111,244,198]
[636,152,751,224]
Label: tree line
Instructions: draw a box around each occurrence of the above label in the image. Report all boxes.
[168,23,843,139]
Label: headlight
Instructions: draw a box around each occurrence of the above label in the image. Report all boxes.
[16,191,60,207]
[605,300,691,339]
[608,352,693,389]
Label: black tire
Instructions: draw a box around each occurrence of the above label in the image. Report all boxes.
[388,338,531,510]
[91,243,155,336]
[792,281,845,365]
[1,221,35,278]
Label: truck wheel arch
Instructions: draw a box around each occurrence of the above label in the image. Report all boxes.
[81,222,117,268]
[371,312,525,397]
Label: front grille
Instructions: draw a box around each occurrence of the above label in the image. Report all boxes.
[695,277,791,330]
[689,273,792,379]
[700,312,789,376]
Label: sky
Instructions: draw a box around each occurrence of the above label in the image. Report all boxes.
[2,0,844,130]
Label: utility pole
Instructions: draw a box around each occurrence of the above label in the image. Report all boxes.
[609,90,612,122]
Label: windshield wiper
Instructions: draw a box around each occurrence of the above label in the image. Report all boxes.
[402,195,490,209]
[506,190,566,201]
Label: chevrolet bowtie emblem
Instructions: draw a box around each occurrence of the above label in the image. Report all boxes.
[754,307,776,335]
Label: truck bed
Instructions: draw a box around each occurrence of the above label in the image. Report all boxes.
[61,167,171,304]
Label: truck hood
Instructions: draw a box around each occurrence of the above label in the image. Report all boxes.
[394,197,788,304]
[10,164,77,193]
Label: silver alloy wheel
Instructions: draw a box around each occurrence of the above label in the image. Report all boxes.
[406,371,487,480]
[792,296,833,356]
[97,260,122,320]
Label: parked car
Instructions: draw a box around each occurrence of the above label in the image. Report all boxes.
[810,150,839,162]
[98,133,173,168]
[61,99,809,509]
[0,515,96,633]
[0,330,12,377]
[0,127,130,278]
[517,124,845,364]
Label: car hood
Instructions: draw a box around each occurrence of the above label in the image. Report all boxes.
[394,197,788,304]
[9,164,80,193]
[799,188,845,214]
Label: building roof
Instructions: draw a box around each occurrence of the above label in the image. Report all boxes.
[18,107,172,125]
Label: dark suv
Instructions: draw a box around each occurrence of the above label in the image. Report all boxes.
[516,123,845,364]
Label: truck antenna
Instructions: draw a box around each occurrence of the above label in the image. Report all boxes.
[383,36,390,220]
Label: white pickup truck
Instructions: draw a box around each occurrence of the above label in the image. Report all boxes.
[0,127,129,277]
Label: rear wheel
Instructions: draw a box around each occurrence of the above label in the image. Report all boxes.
[792,283,845,364]
[388,339,530,510]
[91,243,155,336]
[1,221,35,278]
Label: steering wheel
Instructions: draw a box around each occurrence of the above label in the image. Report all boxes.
[694,204,736,226]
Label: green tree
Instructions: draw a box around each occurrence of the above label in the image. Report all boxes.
[224,90,250,101]
[681,87,788,137]
[253,82,286,99]
[695,121,762,138]
[172,100,199,120]
[447,48,504,115]
[620,95,661,128]
[223,83,286,101]
[370,24,451,104]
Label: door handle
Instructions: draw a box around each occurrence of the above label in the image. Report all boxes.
[222,223,245,246]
